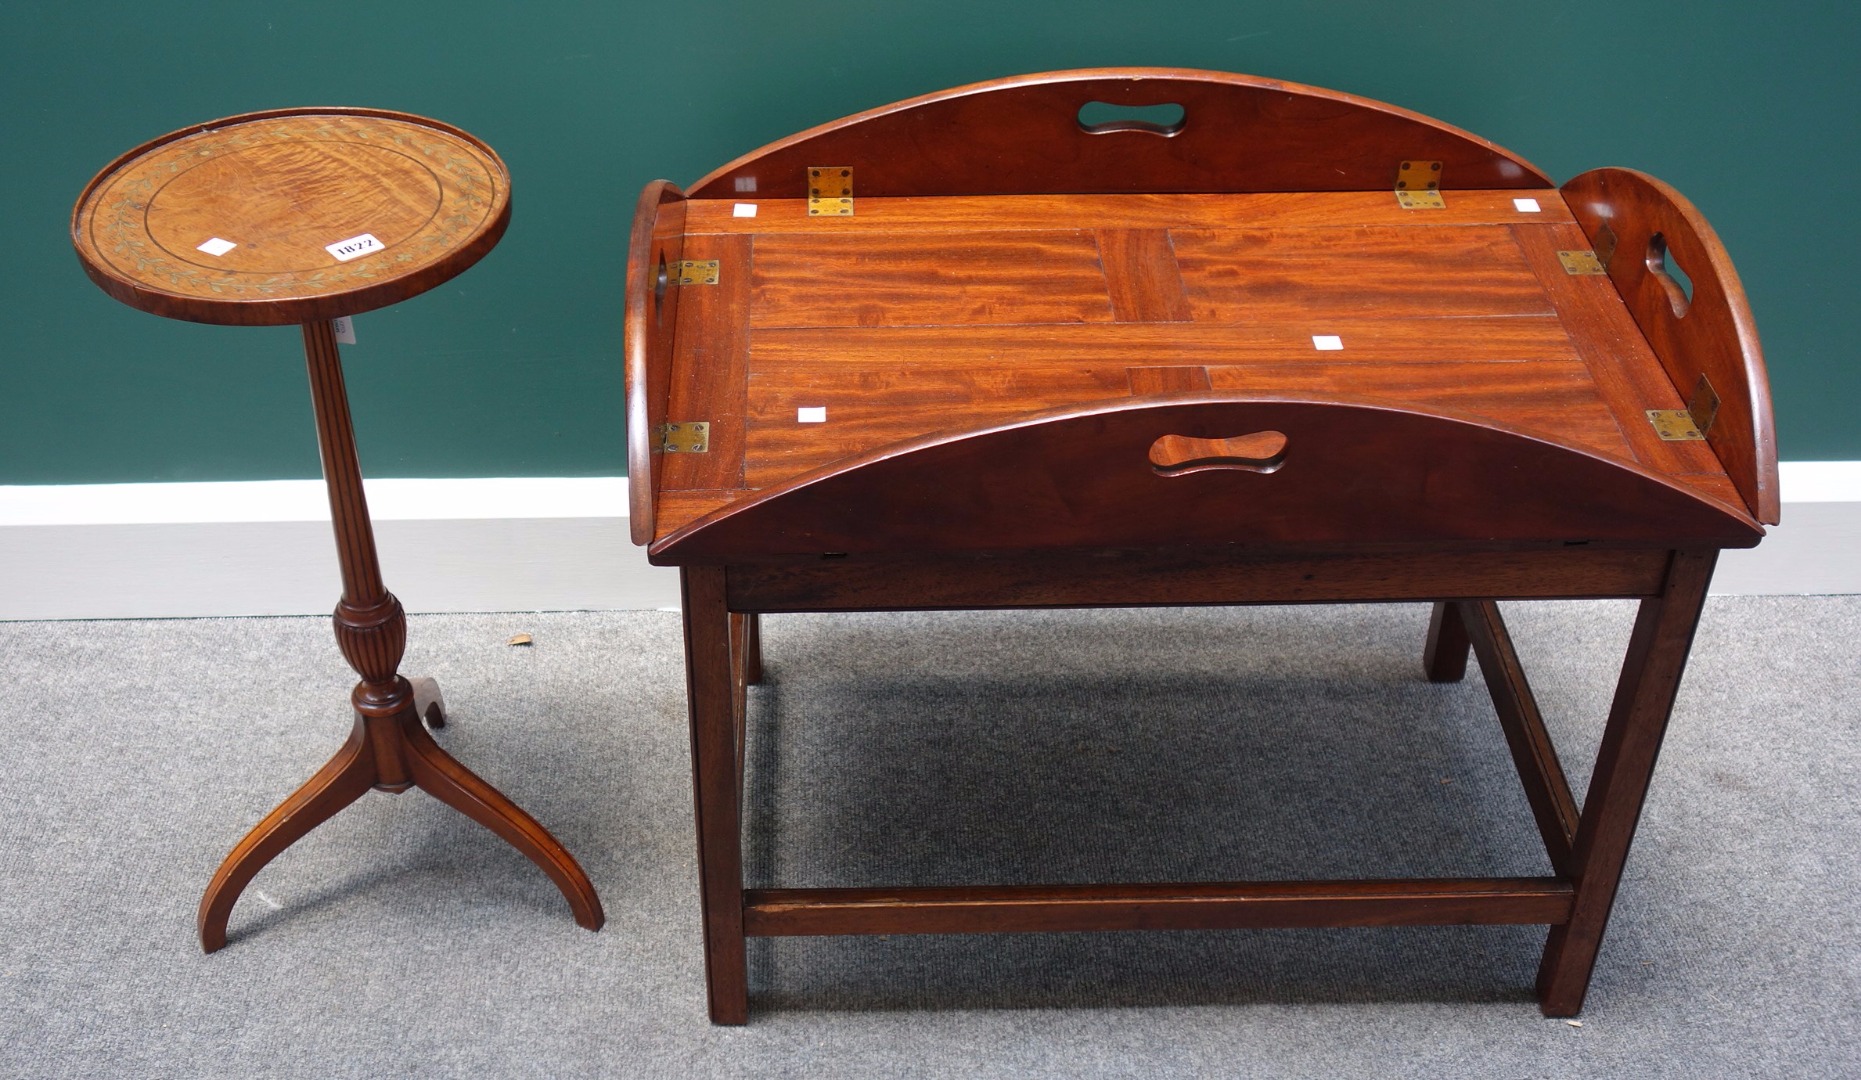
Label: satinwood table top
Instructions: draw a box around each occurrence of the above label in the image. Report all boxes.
[72,107,509,326]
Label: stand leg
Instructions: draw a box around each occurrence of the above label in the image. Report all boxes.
[1536,550,1716,1015]
[1423,600,1471,682]
[730,614,753,806]
[198,719,376,952]
[402,706,604,930]
[196,321,603,950]
[410,675,447,729]
[685,567,749,1024]
[741,613,764,685]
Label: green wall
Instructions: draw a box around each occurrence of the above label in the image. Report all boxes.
[3,1,1855,484]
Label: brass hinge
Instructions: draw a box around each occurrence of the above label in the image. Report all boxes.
[1558,250,1607,275]
[808,166,853,216]
[657,421,710,453]
[1647,374,1720,442]
[1395,160,1444,209]
[666,260,719,285]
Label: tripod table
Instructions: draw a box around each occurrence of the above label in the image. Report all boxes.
[72,107,604,950]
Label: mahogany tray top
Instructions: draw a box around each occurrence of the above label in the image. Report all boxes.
[628,71,1776,564]
[72,107,509,326]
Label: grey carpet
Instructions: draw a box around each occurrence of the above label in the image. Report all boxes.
[0,598,1856,1078]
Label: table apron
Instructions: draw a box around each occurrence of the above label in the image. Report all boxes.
[722,546,1676,613]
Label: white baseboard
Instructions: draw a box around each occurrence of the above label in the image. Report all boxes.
[1,468,1856,620]
[0,479,679,620]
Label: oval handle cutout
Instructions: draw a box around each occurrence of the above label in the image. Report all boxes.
[1077,101,1186,136]
[1149,430,1288,476]
[1645,232,1693,318]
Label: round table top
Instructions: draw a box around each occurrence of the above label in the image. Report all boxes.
[71,107,510,326]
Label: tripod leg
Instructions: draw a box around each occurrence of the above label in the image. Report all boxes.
[400,715,604,931]
[198,718,376,951]
[409,676,447,729]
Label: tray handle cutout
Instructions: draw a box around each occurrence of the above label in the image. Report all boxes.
[1149,430,1288,476]
[1077,101,1186,136]
[1646,232,1694,318]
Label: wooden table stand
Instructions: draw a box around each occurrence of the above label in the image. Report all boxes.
[72,108,604,950]
[625,69,1778,1023]
[678,547,1716,1023]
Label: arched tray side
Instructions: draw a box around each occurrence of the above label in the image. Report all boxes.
[1562,168,1778,524]
[649,396,1763,562]
[623,180,686,544]
[686,68,1551,199]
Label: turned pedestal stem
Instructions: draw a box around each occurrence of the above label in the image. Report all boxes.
[303,319,417,762]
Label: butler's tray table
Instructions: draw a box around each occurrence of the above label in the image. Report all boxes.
[625,69,1779,1023]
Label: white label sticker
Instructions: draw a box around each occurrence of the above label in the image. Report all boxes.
[331,316,356,345]
[734,177,758,193]
[1513,197,1542,213]
[1312,335,1344,351]
[733,203,758,218]
[797,406,828,423]
[325,233,383,262]
[196,237,237,257]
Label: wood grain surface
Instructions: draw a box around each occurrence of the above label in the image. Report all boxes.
[651,397,1762,561]
[1562,168,1779,523]
[685,68,1551,198]
[625,181,687,542]
[626,185,1764,552]
[722,546,1675,613]
[681,190,1574,234]
[72,108,509,326]
[660,233,752,493]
